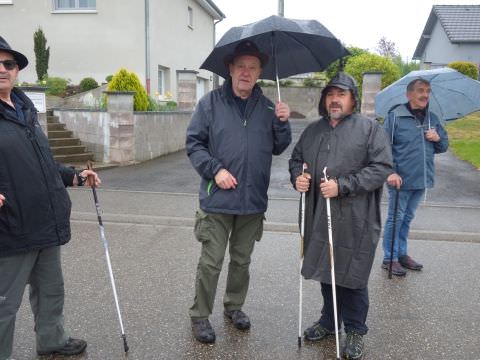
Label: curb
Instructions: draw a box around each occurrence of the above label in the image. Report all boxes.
[71,211,480,243]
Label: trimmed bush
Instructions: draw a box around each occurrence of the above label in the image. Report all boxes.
[105,74,113,82]
[448,61,479,80]
[107,68,149,111]
[344,53,401,98]
[79,77,99,92]
[45,76,70,96]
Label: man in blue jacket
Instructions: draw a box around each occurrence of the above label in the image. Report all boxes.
[382,78,448,276]
[0,37,100,360]
[186,40,291,344]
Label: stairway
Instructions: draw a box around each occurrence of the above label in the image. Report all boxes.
[47,111,94,168]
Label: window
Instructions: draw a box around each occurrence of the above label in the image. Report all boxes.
[188,6,193,28]
[158,67,165,95]
[0,0,13,4]
[54,0,96,10]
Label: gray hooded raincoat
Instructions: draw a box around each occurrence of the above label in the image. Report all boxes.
[289,74,393,289]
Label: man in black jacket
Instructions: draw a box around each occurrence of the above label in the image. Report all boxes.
[0,37,100,360]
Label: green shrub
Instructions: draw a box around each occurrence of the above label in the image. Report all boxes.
[105,74,113,82]
[344,53,401,98]
[107,68,149,111]
[303,78,323,87]
[79,77,99,92]
[45,76,70,96]
[257,80,275,87]
[448,61,479,80]
[279,79,293,87]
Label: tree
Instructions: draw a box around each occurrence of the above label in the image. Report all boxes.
[325,46,370,81]
[448,61,479,79]
[392,56,420,76]
[33,27,50,81]
[107,68,149,111]
[376,37,398,58]
[344,53,401,98]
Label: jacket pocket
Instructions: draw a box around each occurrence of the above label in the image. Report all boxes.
[0,187,23,235]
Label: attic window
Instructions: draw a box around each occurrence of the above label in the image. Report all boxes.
[188,6,193,29]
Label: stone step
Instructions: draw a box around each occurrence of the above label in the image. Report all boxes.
[51,145,87,155]
[54,153,94,164]
[48,130,73,139]
[47,115,59,124]
[65,162,117,171]
[48,138,80,147]
[47,122,66,131]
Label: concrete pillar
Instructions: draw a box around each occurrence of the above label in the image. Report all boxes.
[20,86,47,134]
[104,91,135,164]
[361,72,383,119]
[176,70,198,111]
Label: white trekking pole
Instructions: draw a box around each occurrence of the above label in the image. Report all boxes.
[298,163,307,347]
[323,167,341,360]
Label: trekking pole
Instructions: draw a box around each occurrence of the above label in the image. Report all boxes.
[323,167,340,360]
[388,188,400,279]
[86,161,129,353]
[298,163,307,347]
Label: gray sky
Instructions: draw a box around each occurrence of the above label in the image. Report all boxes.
[213,0,475,61]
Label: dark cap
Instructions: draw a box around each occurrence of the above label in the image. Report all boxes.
[318,72,359,117]
[224,40,268,67]
[0,36,28,70]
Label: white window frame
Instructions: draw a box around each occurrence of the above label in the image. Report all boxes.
[0,0,13,4]
[158,67,165,96]
[52,0,96,13]
[188,6,193,29]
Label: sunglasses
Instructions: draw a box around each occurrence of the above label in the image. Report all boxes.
[0,60,17,70]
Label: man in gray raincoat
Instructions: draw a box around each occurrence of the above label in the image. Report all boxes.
[289,72,392,359]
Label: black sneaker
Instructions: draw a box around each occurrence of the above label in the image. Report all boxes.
[224,309,251,330]
[343,331,364,359]
[191,318,216,343]
[303,320,334,341]
[37,337,87,356]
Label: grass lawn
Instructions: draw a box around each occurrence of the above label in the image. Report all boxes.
[445,112,480,169]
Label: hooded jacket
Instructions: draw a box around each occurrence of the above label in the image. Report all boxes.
[0,88,76,257]
[289,73,393,289]
[383,104,449,190]
[186,78,291,214]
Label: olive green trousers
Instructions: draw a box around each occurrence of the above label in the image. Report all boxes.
[189,209,264,319]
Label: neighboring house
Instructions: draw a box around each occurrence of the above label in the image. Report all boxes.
[0,0,224,102]
[413,5,480,71]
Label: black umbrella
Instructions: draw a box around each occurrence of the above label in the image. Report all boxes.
[201,15,349,85]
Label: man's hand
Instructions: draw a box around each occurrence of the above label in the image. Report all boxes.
[320,178,339,198]
[295,173,311,193]
[0,193,5,208]
[425,128,440,142]
[275,101,290,122]
[387,173,402,189]
[215,169,238,190]
[75,169,102,187]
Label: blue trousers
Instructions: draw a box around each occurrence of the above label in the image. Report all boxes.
[318,283,369,335]
[382,187,425,262]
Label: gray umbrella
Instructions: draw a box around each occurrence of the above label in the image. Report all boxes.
[375,68,480,121]
[201,15,349,81]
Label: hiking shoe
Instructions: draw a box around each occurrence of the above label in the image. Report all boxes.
[37,337,87,356]
[224,309,251,330]
[303,320,334,341]
[343,331,364,359]
[399,255,423,270]
[191,318,216,343]
[382,261,406,277]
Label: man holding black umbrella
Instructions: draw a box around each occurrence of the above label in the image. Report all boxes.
[186,40,291,344]
[289,73,392,359]
[0,37,100,360]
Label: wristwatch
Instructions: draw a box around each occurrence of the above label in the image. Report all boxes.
[76,171,87,186]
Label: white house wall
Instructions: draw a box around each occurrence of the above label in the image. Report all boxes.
[421,19,480,68]
[0,0,218,98]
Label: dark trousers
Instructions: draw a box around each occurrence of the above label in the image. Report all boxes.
[318,282,369,335]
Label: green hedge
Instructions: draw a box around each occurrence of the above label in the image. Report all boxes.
[447,61,479,80]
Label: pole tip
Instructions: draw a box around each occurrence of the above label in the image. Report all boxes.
[297,336,302,347]
[122,335,129,353]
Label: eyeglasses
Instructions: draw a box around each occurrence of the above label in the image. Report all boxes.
[0,60,17,70]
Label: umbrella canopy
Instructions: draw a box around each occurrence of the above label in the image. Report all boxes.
[201,15,349,80]
[375,68,480,121]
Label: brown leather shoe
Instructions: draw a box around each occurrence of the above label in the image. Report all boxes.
[37,338,87,356]
[382,261,407,276]
[399,255,423,270]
